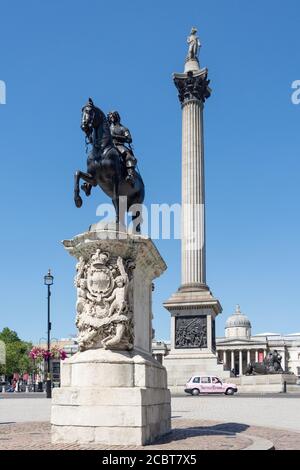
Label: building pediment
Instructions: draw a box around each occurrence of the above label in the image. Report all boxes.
[217,337,267,347]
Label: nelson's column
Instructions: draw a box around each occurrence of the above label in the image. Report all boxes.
[163,28,229,391]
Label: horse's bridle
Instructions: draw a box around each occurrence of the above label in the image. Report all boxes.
[81,104,95,151]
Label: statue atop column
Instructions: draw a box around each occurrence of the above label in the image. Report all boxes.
[186,27,201,61]
[174,28,210,104]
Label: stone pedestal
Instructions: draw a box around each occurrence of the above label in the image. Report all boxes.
[164,287,230,393]
[229,374,297,393]
[52,349,170,445]
[51,223,171,445]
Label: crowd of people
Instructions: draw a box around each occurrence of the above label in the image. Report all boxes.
[1,372,44,392]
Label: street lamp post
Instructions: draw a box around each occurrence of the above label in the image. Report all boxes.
[33,359,36,393]
[44,269,53,399]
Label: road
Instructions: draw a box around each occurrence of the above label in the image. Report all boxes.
[172,394,300,432]
[1,394,300,432]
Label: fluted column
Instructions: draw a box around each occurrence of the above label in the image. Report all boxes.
[223,350,227,367]
[231,350,235,370]
[174,64,211,290]
[181,99,205,287]
[281,350,286,372]
[239,350,243,376]
[247,350,250,365]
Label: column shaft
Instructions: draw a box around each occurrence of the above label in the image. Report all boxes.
[181,100,206,287]
[281,350,286,372]
[239,350,243,376]
[247,350,250,364]
[231,350,235,371]
[223,350,227,366]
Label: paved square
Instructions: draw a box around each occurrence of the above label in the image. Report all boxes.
[1,394,300,449]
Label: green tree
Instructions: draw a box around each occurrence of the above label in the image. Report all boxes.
[0,327,20,344]
[0,328,33,378]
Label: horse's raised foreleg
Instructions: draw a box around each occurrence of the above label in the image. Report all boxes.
[74,171,96,208]
[80,171,97,197]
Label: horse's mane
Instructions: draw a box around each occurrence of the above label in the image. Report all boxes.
[92,105,112,148]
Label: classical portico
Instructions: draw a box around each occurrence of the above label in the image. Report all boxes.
[218,342,268,376]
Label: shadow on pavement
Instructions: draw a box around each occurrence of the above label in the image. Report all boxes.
[152,422,249,445]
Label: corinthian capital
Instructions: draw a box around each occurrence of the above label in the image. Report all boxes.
[173,69,211,105]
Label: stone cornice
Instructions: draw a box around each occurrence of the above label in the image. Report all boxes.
[63,227,167,280]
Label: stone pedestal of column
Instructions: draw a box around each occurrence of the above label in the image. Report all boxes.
[51,223,171,445]
[163,287,230,392]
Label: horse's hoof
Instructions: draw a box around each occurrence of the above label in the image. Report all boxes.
[81,183,92,197]
[74,195,83,208]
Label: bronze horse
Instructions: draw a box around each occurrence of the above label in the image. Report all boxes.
[74,98,145,232]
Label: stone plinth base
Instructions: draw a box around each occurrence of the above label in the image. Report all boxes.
[229,374,297,393]
[51,349,171,445]
[164,352,230,394]
[163,285,229,394]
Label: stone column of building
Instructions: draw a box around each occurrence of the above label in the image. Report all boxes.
[281,350,286,372]
[247,350,251,365]
[255,350,258,362]
[239,350,243,376]
[223,350,227,367]
[231,350,235,371]
[163,30,230,391]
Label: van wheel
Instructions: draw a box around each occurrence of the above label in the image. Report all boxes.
[192,388,200,396]
[225,388,234,395]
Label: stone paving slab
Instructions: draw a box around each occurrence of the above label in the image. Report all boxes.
[0,419,276,450]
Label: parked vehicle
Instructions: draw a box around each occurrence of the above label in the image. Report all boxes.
[184,375,238,396]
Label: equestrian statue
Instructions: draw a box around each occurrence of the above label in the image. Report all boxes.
[74,98,145,232]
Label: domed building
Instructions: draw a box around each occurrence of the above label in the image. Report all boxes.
[216,305,269,376]
[225,305,251,339]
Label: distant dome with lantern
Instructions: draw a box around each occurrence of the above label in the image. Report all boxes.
[225,305,252,339]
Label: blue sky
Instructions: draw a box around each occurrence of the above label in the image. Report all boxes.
[0,0,299,343]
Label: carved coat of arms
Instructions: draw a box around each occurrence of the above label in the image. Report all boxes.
[87,251,114,300]
[74,249,134,351]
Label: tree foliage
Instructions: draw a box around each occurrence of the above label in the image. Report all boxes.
[0,328,33,377]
